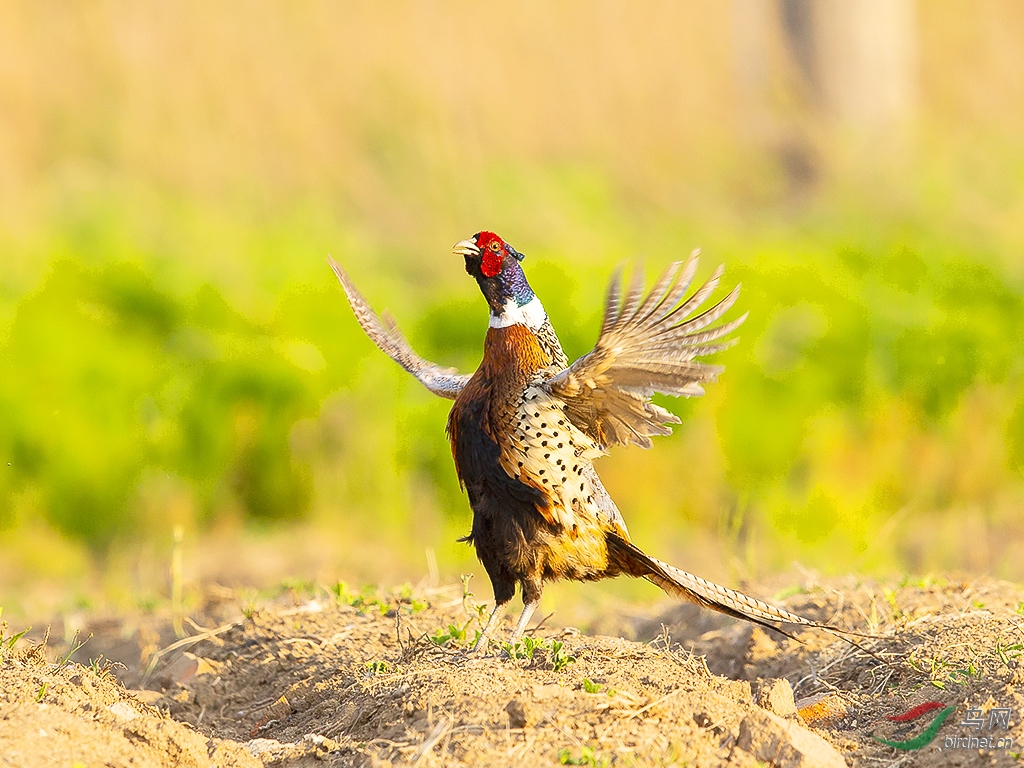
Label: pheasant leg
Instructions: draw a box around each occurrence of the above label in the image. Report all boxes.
[508,600,539,645]
[470,600,509,654]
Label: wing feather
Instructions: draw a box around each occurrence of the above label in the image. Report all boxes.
[542,250,744,449]
[329,257,470,400]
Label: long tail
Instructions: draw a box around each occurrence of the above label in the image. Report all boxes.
[607,535,880,655]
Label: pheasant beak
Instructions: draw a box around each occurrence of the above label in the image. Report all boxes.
[452,239,480,258]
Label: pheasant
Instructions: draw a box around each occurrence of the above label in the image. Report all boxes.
[330,232,855,653]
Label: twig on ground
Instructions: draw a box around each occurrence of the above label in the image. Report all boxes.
[411,712,453,767]
[141,620,239,684]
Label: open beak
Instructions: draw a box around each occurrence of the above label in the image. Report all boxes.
[452,239,480,258]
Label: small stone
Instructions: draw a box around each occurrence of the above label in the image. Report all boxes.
[505,699,537,728]
[735,708,845,768]
[246,738,287,757]
[106,701,137,722]
[161,652,199,683]
[159,651,220,685]
[756,678,798,717]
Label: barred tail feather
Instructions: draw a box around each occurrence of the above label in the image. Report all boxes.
[645,556,815,629]
[606,535,881,656]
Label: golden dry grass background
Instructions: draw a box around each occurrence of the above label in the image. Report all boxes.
[1,2,1024,617]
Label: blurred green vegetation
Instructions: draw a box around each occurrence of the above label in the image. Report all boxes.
[1,2,1024,601]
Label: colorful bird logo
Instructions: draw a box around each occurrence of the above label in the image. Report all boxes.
[873,701,956,751]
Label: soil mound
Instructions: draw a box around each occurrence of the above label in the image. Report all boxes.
[3,577,1022,766]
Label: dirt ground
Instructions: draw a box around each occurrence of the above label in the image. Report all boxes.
[2,575,1023,767]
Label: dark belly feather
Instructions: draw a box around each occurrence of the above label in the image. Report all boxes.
[447,325,617,604]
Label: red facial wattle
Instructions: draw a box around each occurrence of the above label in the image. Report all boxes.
[476,232,505,278]
[481,251,504,278]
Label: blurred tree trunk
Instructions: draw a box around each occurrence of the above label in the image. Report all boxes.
[732,0,917,194]
[781,0,916,127]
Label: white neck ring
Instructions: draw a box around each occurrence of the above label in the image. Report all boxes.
[489,296,546,329]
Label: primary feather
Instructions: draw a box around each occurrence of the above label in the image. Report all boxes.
[329,257,470,400]
[544,251,747,448]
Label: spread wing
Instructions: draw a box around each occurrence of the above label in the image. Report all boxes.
[329,257,471,400]
[541,250,746,449]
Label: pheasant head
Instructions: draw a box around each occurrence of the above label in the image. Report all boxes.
[453,231,545,328]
